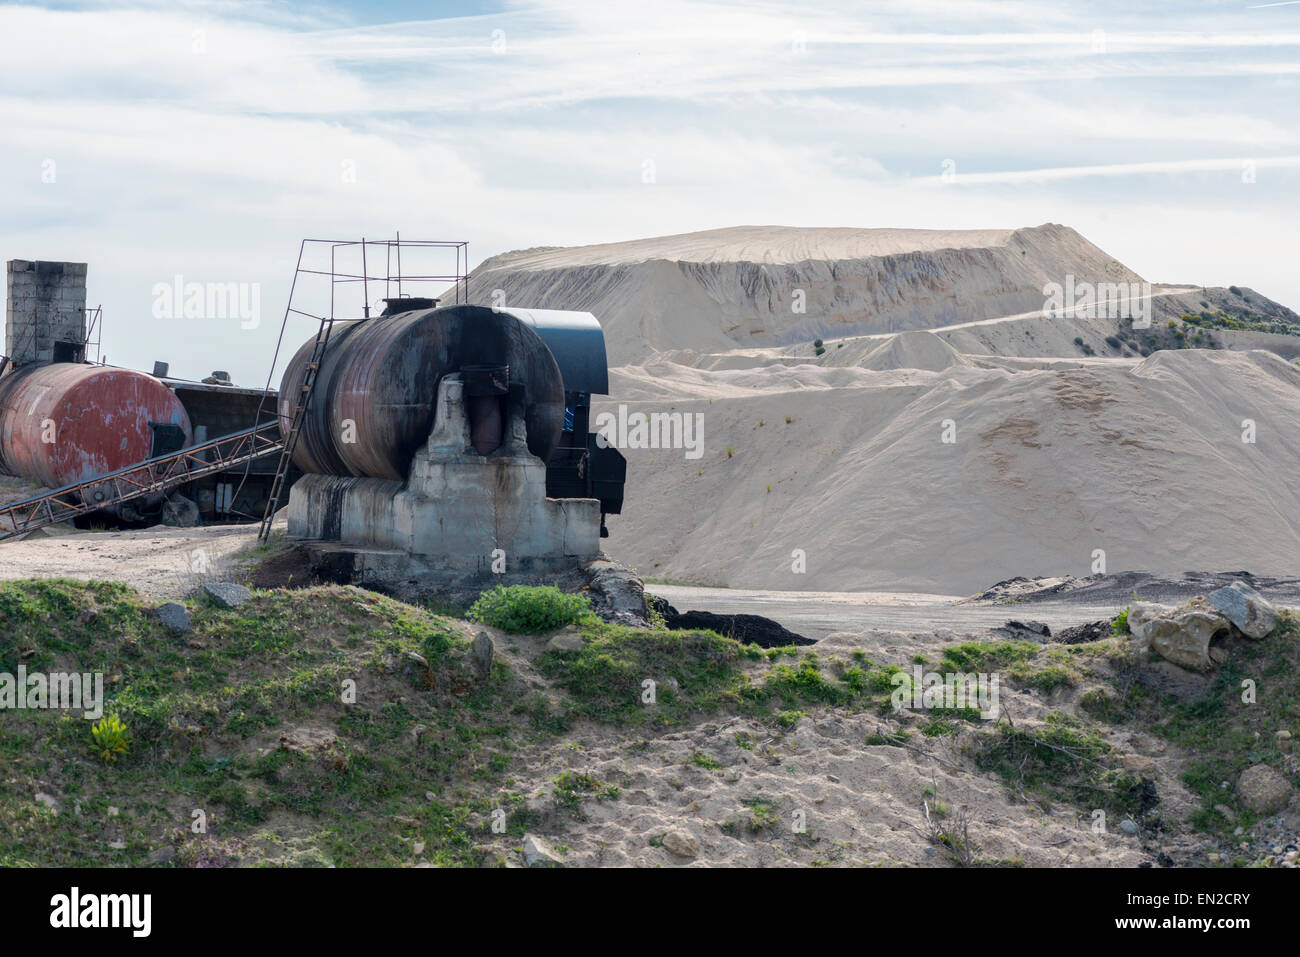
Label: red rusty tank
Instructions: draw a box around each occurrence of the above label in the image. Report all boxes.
[0,363,193,490]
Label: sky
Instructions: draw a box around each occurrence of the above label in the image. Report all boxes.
[2,0,1299,385]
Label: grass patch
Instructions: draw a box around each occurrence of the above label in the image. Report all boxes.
[468,584,592,634]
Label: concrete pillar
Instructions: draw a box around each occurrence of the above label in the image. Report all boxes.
[4,260,88,366]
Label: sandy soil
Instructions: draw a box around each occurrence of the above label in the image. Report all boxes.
[599,347,1300,593]
[481,623,1197,868]
[0,520,275,597]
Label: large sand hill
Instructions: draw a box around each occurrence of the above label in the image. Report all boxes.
[470,223,1143,365]
[597,348,1300,592]
[474,222,1300,594]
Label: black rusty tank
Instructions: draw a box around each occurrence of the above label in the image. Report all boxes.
[277,305,564,479]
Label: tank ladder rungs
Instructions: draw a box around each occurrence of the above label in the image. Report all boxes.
[256,316,340,542]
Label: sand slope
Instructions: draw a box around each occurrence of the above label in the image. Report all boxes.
[469,223,1141,365]
[599,348,1300,593]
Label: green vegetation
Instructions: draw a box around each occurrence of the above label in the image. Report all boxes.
[468,584,592,634]
[90,714,130,763]
[973,712,1150,818]
[0,579,560,867]
[1097,611,1300,837]
[553,771,621,817]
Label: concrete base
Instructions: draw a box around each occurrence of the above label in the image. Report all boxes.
[287,373,601,575]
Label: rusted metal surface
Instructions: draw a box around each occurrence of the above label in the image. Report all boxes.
[0,363,192,490]
[462,363,509,455]
[278,306,564,479]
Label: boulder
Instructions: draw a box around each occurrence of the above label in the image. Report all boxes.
[471,631,494,681]
[661,830,699,859]
[203,583,251,610]
[161,493,201,528]
[990,620,1051,642]
[1236,763,1293,815]
[1128,599,1229,672]
[154,602,191,636]
[522,833,564,868]
[583,559,650,626]
[1206,581,1277,639]
[665,610,814,648]
[545,626,586,652]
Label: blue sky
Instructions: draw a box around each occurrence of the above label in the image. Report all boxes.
[2,0,1299,384]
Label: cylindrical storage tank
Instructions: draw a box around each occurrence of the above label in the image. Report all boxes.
[278,305,565,480]
[0,364,193,489]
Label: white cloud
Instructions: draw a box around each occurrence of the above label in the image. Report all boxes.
[1,0,1298,384]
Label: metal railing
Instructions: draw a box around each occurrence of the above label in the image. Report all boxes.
[0,421,284,542]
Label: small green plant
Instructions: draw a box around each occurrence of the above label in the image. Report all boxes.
[468,585,591,634]
[91,713,129,763]
[1111,607,1130,636]
[553,770,621,816]
[725,445,734,458]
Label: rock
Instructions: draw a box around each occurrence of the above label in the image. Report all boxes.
[154,602,191,636]
[646,594,679,619]
[161,493,201,528]
[664,610,814,648]
[400,650,429,672]
[1206,581,1277,639]
[279,724,337,753]
[1119,819,1139,835]
[1120,754,1156,775]
[147,846,176,865]
[661,830,699,859]
[522,833,564,868]
[1055,619,1111,644]
[471,631,494,681]
[1126,602,1172,647]
[35,792,59,811]
[1208,646,1229,665]
[1128,598,1230,672]
[203,583,251,609]
[546,627,586,652]
[1236,764,1293,815]
[990,620,1052,642]
[1214,804,1237,824]
[584,559,650,626]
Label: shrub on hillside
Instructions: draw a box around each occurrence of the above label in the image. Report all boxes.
[468,585,592,634]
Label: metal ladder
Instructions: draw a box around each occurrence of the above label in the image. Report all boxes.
[256,316,335,542]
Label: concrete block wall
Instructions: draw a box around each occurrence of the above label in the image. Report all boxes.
[5,260,88,366]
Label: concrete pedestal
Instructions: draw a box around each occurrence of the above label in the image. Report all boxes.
[287,373,601,579]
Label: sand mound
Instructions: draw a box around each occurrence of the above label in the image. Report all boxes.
[599,349,1300,593]
[467,223,1141,364]
[858,331,970,372]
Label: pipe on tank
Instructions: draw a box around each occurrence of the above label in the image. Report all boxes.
[278,306,565,479]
